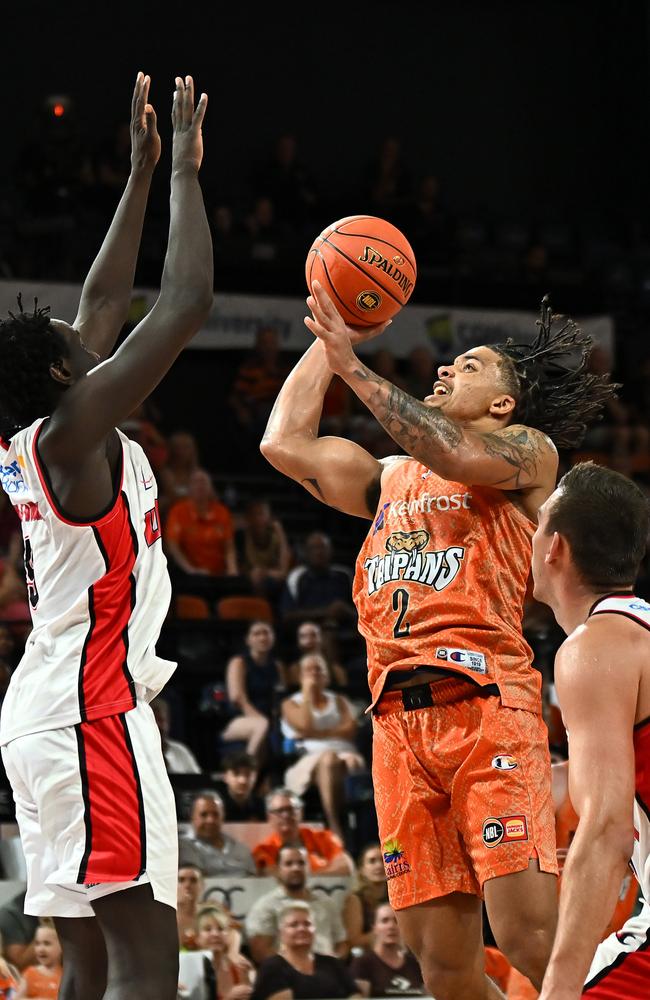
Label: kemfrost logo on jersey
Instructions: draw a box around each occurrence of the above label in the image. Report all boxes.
[364,529,465,596]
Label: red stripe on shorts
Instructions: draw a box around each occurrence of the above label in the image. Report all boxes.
[78,493,138,721]
[76,713,146,885]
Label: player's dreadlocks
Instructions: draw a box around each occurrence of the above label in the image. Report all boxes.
[0,295,66,440]
[493,295,619,449]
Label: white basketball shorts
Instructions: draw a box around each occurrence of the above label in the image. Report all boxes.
[1,698,178,917]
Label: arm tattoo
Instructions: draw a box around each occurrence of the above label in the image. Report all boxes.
[481,428,542,487]
[352,365,463,457]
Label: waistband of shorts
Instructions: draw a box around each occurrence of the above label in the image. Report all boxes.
[373,676,500,716]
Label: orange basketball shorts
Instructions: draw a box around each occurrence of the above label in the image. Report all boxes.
[372,677,558,909]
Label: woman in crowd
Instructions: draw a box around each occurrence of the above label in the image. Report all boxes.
[252,902,362,1000]
[221,620,287,767]
[349,904,424,997]
[280,653,365,839]
[286,621,347,692]
[342,844,389,954]
[238,499,291,602]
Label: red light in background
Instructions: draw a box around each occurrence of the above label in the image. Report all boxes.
[53,103,65,118]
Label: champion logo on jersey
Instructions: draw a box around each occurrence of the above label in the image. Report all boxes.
[491,754,518,770]
[364,529,465,596]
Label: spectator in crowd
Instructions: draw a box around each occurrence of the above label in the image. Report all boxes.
[229,326,290,441]
[215,751,266,822]
[280,532,355,630]
[403,345,438,402]
[0,892,38,971]
[286,621,347,691]
[0,491,20,556]
[179,904,253,1000]
[252,133,319,230]
[361,136,413,225]
[179,792,256,877]
[159,430,201,508]
[0,538,29,624]
[152,697,202,774]
[118,399,169,475]
[320,375,353,437]
[251,902,362,1000]
[342,844,389,954]
[253,788,354,876]
[404,174,449,265]
[349,904,424,997]
[0,932,20,998]
[221,620,287,766]
[244,197,292,265]
[16,922,62,999]
[177,864,206,951]
[281,653,366,840]
[165,468,238,580]
[245,845,348,964]
[238,499,291,602]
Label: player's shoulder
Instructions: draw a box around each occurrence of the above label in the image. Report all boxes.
[556,613,643,684]
[500,423,556,450]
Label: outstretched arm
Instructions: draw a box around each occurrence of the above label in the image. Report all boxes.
[73,72,161,359]
[43,75,213,467]
[539,621,638,1000]
[306,282,557,491]
[260,322,389,519]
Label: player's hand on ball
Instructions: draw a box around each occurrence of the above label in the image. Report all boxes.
[130,71,161,174]
[171,75,207,173]
[305,280,391,375]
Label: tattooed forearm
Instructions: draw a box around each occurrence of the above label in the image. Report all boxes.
[347,364,546,486]
[352,365,463,457]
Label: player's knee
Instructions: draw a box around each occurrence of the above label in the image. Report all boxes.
[497,923,553,987]
[419,958,481,1000]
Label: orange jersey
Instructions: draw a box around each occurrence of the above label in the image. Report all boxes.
[354,460,541,711]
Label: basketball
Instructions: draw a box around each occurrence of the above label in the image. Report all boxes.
[305,215,417,327]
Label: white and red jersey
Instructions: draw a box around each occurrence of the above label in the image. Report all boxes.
[0,417,174,744]
[590,593,650,901]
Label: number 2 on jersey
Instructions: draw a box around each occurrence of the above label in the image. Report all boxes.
[392,588,411,638]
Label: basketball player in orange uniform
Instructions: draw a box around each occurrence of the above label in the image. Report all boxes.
[261,283,616,1000]
[532,464,650,1000]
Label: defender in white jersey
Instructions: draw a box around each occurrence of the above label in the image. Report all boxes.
[0,73,212,1000]
[530,463,650,1000]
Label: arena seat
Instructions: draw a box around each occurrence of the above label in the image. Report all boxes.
[216,596,273,623]
[175,594,212,619]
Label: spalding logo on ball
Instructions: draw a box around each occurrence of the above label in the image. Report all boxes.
[305,215,417,327]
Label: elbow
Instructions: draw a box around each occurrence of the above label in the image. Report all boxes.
[260,434,289,470]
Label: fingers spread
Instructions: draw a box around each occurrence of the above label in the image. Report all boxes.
[131,70,144,118]
[193,92,208,127]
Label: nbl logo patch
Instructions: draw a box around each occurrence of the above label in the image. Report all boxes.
[482,815,528,848]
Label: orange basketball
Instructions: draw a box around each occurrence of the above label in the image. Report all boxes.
[305,215,417,327]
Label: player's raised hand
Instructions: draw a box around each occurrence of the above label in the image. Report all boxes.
[171,75,208,173]
[305,280,391,375]
[306,281,391,347]
[130,71,161,173]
